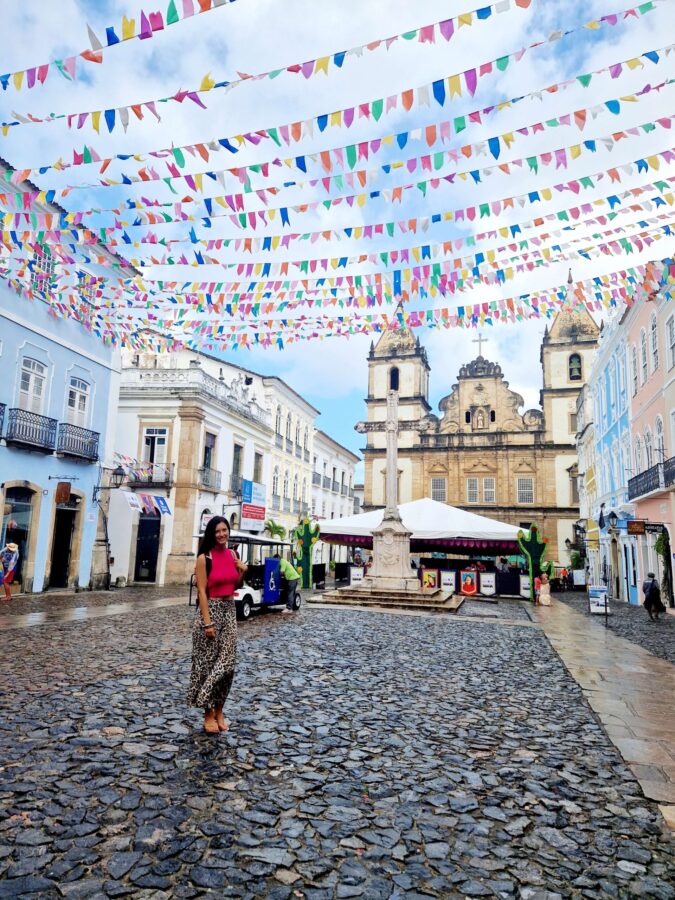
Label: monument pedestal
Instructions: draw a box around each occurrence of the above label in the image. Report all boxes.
[363,513,421,593]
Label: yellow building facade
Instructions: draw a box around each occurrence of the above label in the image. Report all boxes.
[357,308,599,565]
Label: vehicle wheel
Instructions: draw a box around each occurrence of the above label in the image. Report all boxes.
[293,590,302,611]
[239,598,252,620]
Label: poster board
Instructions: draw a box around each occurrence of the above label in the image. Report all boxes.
[441,570,456,593]
[460,570,478,596]
[519,575,531,598]
[350,565,365,586]
[421,569,439,591]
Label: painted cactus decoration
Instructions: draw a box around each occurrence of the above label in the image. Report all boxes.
[517,524,553,601]
[293,518,321,589]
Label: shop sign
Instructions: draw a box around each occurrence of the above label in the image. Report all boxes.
[645,523,665,534]
[241,480,266,532]
[627,520,646,535]
[55,481,71,505]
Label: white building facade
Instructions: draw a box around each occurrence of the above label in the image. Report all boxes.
[311,430,359,564]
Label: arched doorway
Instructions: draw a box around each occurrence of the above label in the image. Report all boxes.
[1,486,37,592]
[48,491,84,589]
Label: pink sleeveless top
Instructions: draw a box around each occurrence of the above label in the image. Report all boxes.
[207,546,239,598]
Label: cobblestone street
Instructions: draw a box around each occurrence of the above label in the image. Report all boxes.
[0,592,673,898]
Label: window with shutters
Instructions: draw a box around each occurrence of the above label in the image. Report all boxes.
[253,452,264,484]
[431,478,446,502]
[517,477,534,504]
[640,329,648,382]
[666,315,675,370]
[631,346,638,395]
[19,358,46,413]
[66,377,89,427]
[30,246,56,295]
[466,478,479,504]
[483,477,496,504]
[650,314,659,370]
[272,466,280,495]
[142,427,167,464]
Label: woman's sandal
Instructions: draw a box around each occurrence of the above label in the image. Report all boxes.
[203,719,220,734]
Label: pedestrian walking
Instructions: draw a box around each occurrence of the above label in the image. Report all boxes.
[642,572,666,621]
[0,542,19,601]
[276,554,300,614]
[187,517,247,734]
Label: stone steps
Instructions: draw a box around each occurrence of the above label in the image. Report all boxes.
[313,589,465,614]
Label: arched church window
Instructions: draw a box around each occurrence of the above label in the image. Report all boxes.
[272,466,280,495]
[465,411,471,424]
[569,353,582,381]
[490,410,496,423]
[389,367,399,391]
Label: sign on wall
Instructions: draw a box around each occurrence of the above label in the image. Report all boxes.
[241,480,266,532]
[350,565,365,585]
[627,520,646,535]
[479,572,496,596]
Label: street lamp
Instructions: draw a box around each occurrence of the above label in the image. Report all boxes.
[92,465,127,591]
[606,510,620,601]
[607,510,619,530]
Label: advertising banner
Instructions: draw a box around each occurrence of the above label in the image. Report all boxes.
[480,572,496,596]
[589,585,610,615]
[519,575,531,598]
[241,479,266,532]
[155,497,172,516]
[441,570,456,592]
[124,492,142,511]
[350,565,365,585]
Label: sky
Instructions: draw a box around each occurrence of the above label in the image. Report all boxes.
[1,0,675,475]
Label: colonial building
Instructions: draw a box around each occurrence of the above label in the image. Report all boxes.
[575,384,600,584]
[357,301,599,566]
[0,159,123,593]
[311,429,359,564]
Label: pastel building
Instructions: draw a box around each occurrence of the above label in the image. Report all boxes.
[625,267,674,601]
[588,309,639,603]
[0,161,120,592]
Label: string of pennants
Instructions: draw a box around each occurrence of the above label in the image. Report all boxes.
[0,0,673,351]
[0,0,655,135]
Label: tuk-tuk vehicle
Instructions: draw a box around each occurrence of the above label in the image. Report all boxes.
[229,531,301,620]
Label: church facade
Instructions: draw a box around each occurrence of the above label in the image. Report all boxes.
[356,308,599,566]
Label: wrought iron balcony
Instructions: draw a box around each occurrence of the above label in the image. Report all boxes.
[275,433,283,449]
[127,462,174,489]
[230,473,244,496]
[628,463,664,500]
[285,438,293,453]
[665,455,675,488]
[271,494,280,511]
[57,423,99,461]
[5,408,57,452]
[0,403,5,437]
[283,497,291,512]
[322,476,331,489]
[199,466,222,491]
[312,471,321,486]
[295,443,302,458]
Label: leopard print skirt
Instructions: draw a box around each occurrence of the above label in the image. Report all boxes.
[187,598,237,709]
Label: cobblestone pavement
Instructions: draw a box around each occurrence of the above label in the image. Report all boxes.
[557,592,675,666]
[0,601,673,898]
[2,585,183,615]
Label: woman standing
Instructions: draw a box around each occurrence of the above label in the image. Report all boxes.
[188,517,247,734]
[538,572,552,606]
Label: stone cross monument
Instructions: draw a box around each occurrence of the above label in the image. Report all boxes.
[366,388,420,592]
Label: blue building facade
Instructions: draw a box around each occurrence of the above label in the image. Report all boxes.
[589,312,639,604]
[0,286,119,593]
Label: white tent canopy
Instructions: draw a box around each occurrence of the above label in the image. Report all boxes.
[318,497,521,548]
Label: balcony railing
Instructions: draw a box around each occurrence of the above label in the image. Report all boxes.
[665,456,675,488]
[57,423,99,461]
[332,480,340,493]
[271,494,280,511]
[275,433,283,449]
[230,473,243,496]
[322,476,331,489]
[128,462,174,489]
[312,471,321,486]
[295,443,302,458]
[285,438,293,453]
[628,463,664,501]
[5,409,57,452]
[0,403,5,437]
[304,449,310,463]
[199,466,222,491]
[283,497,291,512]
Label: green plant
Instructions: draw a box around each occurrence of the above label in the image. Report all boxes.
[293,518,321,589]
[654,531,668,558]
[329,559,336,572]
[517,525,553,602]
[264,519,287,541]
[570,550,584,570]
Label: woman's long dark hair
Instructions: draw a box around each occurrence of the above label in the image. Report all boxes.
[198,516,230,556]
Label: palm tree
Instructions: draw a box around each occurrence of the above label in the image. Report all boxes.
[264,519,287,541]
